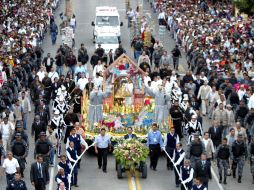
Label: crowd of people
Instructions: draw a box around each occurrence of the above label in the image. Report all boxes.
[0,0,254,190]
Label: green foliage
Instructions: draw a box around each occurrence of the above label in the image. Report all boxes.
[235,0,254,15]
[113,139,149,170]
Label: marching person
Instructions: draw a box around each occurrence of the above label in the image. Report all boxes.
[216,138,230,184]
[170,101,183,139]
[197,80,211,116]
[186,133,205,169]
[208,120,222,149]
[46,125,58,166]
[18,91,31,130]
[124,127,137,139]
[249,135,254,184]
[66,141,79,187]
[6,172,27,190]
[185,115,203,143]
[94,128,112,173]
[2,151,20,185]
[202,132,215,163]
[30,155,49,190]
[191,177,207,190]
[11,133,28,178]
[172,143,185,188]
[230,133,248,183]
[34,132,52,168]
[55,167,70,190]
[164,127,179,170]
[180,159,194,190]
[147,123,164,171]
[31,115,47,143]
[66,126,88,169]
[0,116,15,152]
[57,155,71,175]
[194,154,212,189]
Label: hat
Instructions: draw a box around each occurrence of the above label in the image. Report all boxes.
[39,132,46,136]
[183,94,189,101]
[15,124,23,129]
[193,133,200,137]
[226,104,232,108]
[237,133,243,138]
[15,133,22,137]
[59,95,64,102]
[191,114,197,119]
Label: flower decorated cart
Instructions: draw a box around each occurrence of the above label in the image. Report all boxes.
[113,139,149,179]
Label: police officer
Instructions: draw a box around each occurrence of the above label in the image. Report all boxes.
[164,127,179,170]
[6,172,27,190]
[249,135,254,184]
[186,133,205,169]
[172,143,185,187]
[12,123,29,145]
[11,133,28,178]
[180,159,194,190]
[216,138,230,184]
[34,132,52,168]
[230,133,248,183]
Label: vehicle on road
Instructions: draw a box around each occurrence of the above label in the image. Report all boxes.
[95,33,119,54]
[92,6,123,43]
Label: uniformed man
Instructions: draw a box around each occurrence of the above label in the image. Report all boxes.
[230,133,248,183]
[147,123,164,171]
[248,135,254,184]
[6,172,27,190]
[66,141,79,187]
[94,128,112,173]
[55,167,70,190]
[66,126,88,168]
[164,127,179,170]
[12,123,29,145]
[180,159,194,190]
[53,95,70,116]
[191,177,207,190]
[186,133,205,169]
[216,138,230,184]
[34,132,52,168]
[172,143,185,188]
[11,133,28,178]
[57,155,71,175]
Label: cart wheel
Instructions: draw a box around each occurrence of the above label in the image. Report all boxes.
[117,164,123,179]
[141,163,147,179]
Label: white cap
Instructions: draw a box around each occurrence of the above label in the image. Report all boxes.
[54,109,60,115]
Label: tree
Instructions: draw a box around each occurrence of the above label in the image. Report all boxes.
[235,0,254,15]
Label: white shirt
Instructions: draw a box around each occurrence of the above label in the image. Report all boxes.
[144,76,151,86]
[93,76,103,89]
[93,64,104,77]
[49,71,59,83]
[202,138,215,153]
[2,157,19,174]
[20,97,31,112]
[172,149,185,166]
[158,12,165,19]
[77,77,88,91]
[181,166,194,184]
[248,94,254,109]
[0,122,15,140]
[66,134,88,150]
[37,71,46,82]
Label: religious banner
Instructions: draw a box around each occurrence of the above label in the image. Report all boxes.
[61,27,73,47]
[65,0,73,19]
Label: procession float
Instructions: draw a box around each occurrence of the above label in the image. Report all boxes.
[81,54,173,142]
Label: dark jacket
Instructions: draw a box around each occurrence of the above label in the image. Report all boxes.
[194,160,212,183]
[30,162,49,184]
[124,134,137,140]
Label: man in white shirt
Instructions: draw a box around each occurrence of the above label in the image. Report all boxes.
[48,67,59,83]
[93,73,103,90]
[93,60,104,77]
[0,117,15,151]
[2,151,20,184]
[248,92,254,109]
[158,10,165,25]
[36,66,46,82]
[77,73,88,91]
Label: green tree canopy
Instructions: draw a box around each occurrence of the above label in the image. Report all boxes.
[235,0,254,15]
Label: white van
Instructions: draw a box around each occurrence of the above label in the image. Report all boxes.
[91,6,123,43]
[95,33,119,54]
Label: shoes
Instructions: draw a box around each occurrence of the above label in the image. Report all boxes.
[75,185,79,187]
[219,175,222,183]
[153,168,157,171]
[238,176,241,183]
[223,179,227,185]
[176,184,180,188]
[103,170,107,173]
[98,166,101,169]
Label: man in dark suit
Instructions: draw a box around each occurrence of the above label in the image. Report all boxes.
[31,115,47,143]
[194,75,204,97]
[124,127,137,139]
[36,106,49,126]
[42,53,54,73]
[194,154,212,189]
[30,155,49,190]
[208,120,222,149]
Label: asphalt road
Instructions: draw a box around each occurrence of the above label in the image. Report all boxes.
[0,0,253,190]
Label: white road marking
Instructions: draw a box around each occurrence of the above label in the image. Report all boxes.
[48,155,56,190]
[211,166,224,190]
[131,176,137,190]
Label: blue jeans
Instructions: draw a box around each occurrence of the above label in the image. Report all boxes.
[134,50,142,60]
[56,65,64,76]
[49,147,56,164]
[23,113,28,130]
[68,66,76,75]
[51,32,57,44]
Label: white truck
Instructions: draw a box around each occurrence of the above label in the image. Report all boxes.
[95,33,119,54]
[91,6,123,43]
